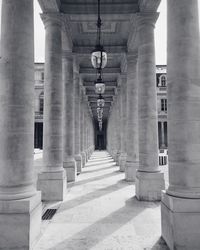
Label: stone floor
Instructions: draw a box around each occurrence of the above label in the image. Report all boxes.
[34,151,169,250]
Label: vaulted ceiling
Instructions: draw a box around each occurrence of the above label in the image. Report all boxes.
[38,0,161,122]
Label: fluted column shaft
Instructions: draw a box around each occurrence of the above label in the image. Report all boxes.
[63,52,77,181]
[115,88,122,165]
[119,74,127,171]
[37,13,66,201]
[125,53,139,181]
[80,87,86,166]
[74,70,83,172]
[0,1,41,248]
[161,1,200,248]
[136,13,164,201]
[42,14,63,171]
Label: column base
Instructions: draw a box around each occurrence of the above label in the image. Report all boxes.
[81,151,86,168]
[161,191,200,249]
[75,154,83,173]
[136,171,165,201]
[63,159,77,182]
[119,153,127,172]
[115,152,121,166]
[125,160,138,181]
[37,170,67,201]
[0,191,42,250]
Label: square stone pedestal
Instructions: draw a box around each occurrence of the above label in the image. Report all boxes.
[136,171,165,201]
[161,191,200,250]
[125,161,138,181]
[63,160,77,182]
[81,152,86,168]
[37,170,66,201]
[0,191,42,250]
[75,154,82,173]
[119,153,127,172]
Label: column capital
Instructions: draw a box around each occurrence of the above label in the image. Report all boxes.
[136,12,159,29]
[126,52,138,64]
[41,13,64,29]
[120,73,127,82]
[62,50,73,60]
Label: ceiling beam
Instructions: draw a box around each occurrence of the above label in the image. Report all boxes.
[80,67,121,74]
[83,81,117,87]
[73,46,126,54]
[86,89,115,96]
[60,2,139,15]
[88,96,113,102]
[68,13,132,22]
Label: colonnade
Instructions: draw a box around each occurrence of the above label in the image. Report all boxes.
[107,0,200,248]
[0,1,94,248]
[0,0,200,249]
[108,12,165,200]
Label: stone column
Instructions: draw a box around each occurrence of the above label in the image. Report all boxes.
[161,1,200,248]
[115,88,122,165]
[80,85,86,167]
[135,13,165,201]
[84,104,89,161]
[37,13,66,201]
[125,53,139,181]
[119,74,127,171]
[62,51,77,182]
[74,65,83,173]
[0,0,42,248]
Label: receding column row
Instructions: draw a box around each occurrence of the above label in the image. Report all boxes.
[0,5,95,248]
[107,13,164,199]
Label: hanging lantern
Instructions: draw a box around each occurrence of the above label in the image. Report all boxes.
[91,0,107,70]
[97,94,105,107]
[91,45,107,69]
[95,76,105,94]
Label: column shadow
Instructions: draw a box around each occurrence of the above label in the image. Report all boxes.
[71,170,122,187]
[48,197,160,250]
[82,164,117,174]
[59,179,128,212]
[150,237,169,250]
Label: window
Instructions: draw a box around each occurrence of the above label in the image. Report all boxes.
[39,92,44,114]
[158,74,167,87]
[161,99,167,111]
[41,72,44,81]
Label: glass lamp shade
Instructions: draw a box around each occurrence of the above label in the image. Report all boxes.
[97,98,105,107]
[95,83,105,94]
[98,117,102,122]
[98,113,103,119]
[97,107,103,114]
[91,46,107,69]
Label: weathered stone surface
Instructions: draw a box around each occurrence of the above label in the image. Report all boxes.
[37,13,66,201]
[125,53,139,181]
[161,0,200,248]
[0,0,42,248]
[63,52,77,182]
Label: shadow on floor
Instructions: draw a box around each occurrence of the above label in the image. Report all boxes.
[58,179,128,213]
[86,159,115,167]
[48,197,159,250]
[150,237,169,250]
[88,157,113,162]
[70,170,121,187]
[82,163,117,174]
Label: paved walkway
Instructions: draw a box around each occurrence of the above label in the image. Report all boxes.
[34,151,169,250]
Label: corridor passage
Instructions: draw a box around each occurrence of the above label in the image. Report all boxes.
[34,151,168,250]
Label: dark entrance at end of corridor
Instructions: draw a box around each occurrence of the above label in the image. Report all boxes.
[94,120,107,150]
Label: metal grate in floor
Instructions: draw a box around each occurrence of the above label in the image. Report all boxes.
[42,209,57,220]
